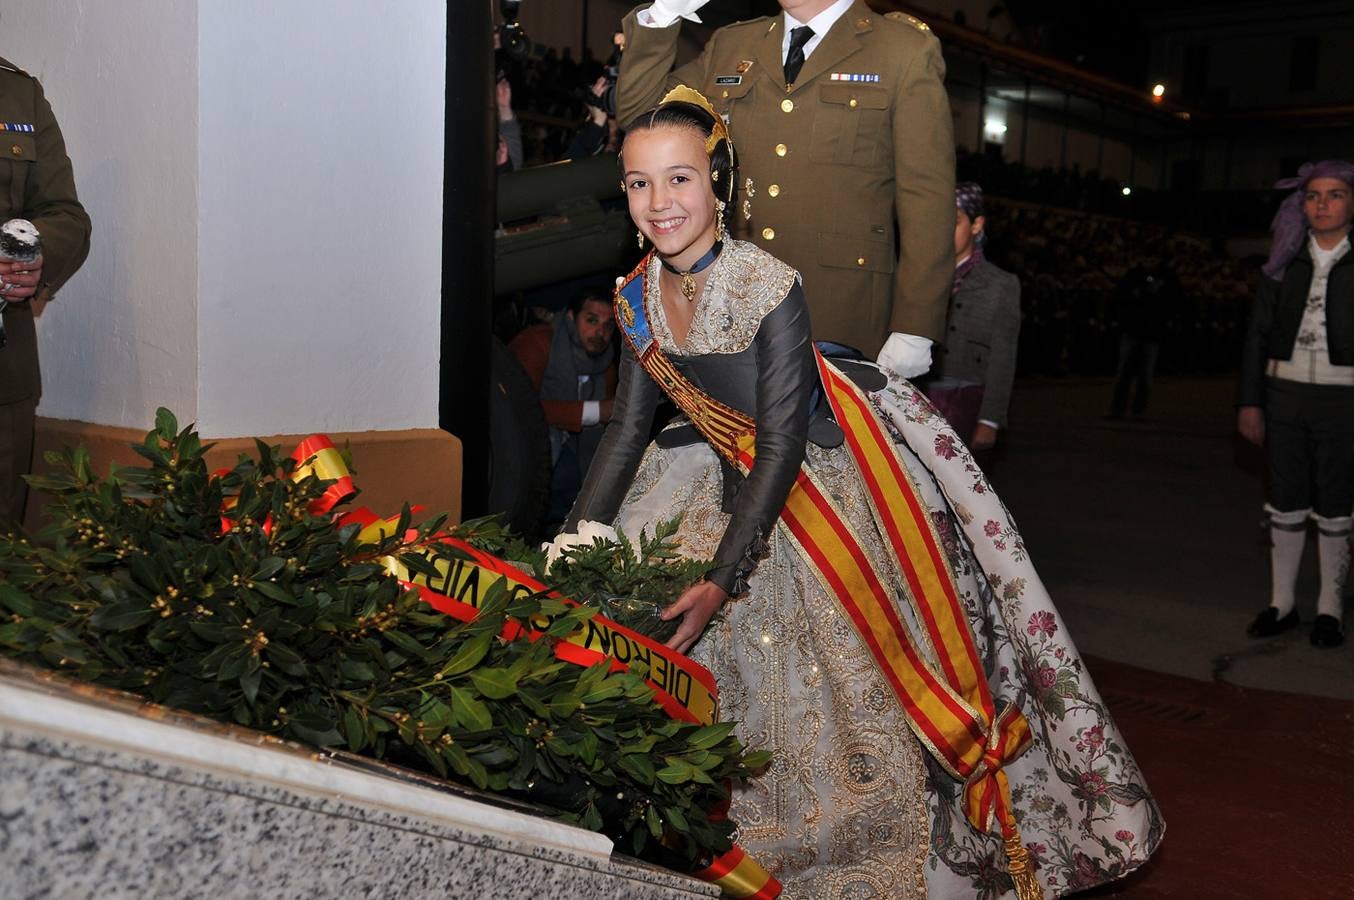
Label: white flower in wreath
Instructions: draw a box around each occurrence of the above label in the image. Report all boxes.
[541,520,623,570]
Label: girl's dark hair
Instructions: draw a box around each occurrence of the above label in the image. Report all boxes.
[622,100,738,215]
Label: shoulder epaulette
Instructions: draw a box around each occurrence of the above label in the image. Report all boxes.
[722,14,776,34]
[883,11,930,32]
[0,57,28,75]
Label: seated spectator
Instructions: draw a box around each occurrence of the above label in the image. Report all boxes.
[509,291,618,523]
[923,182,1021,450]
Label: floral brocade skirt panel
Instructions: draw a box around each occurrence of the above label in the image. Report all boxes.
[613,372,1163,899]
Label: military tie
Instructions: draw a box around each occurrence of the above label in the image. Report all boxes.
[783,25,814,87]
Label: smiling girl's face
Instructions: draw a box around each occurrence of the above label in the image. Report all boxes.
[622,125,718,271]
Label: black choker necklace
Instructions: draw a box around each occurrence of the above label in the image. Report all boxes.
[660,241,723,302]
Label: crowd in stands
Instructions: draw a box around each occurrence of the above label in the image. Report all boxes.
[981,199,1256,377]
[957,150,1275,235]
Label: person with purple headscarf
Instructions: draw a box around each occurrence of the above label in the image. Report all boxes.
[1238,159,1354,648]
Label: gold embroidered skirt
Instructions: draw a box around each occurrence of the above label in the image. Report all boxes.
[616,440,931,900]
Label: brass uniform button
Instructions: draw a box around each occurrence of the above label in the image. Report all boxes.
[857,257,866,266]
[767,184,781,198]
[9,144,21,157]
[775,143,787,157]
[781,99,794,113]
[722,90,729,99]
[762,227,776,240]
[849,98,858,109]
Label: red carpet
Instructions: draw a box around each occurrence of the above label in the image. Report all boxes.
[1079,657,1354,899]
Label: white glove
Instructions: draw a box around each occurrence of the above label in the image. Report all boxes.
[876,332,933,379]
[639,0,709,27]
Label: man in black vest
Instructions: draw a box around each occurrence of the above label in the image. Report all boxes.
[1239,160,1354,648]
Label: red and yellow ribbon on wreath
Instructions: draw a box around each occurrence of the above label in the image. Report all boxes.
[278,438,779,900]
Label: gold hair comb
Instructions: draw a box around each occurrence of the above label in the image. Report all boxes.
[659,84,731,157]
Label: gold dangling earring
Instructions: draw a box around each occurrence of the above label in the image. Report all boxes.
[637,229,644,249]
[715,199,727,241]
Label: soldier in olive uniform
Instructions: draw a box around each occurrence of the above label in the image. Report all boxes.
[617,0,955,369]
[0,59,91,525]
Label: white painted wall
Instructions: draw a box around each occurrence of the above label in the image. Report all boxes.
[2,0,200,426]
[1,0,445,437]
[197,0,445,436]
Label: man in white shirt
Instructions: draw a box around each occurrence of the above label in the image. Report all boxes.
[615,0,955,374]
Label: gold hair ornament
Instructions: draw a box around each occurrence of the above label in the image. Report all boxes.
[659,84,732,157]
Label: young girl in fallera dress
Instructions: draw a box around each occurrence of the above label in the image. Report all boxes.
[563,87,1161,898]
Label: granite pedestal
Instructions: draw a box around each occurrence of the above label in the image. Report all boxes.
[0,664,718,899]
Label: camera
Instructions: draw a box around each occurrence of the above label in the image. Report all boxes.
[581,45,623,118]
[496,0,530,62]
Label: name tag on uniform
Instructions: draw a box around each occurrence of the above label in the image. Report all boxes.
[715,75,742,85]
[829,73,880,83]
[0,123,34,133]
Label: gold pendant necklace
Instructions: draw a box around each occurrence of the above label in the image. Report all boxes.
[680,273,697,301]
[660,241,724,304]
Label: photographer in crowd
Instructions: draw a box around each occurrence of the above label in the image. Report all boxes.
[565,75,616,160]
[565,33,624,161]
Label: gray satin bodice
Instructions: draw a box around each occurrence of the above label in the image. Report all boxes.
[567,274,817,594]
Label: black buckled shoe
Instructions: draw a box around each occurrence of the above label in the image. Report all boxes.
[1247,607,1299,638]
[1310,614,1344,648]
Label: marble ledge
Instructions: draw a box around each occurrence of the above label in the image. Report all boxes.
[0,663,719,899]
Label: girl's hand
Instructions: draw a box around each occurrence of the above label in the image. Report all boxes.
[661,580,727,654]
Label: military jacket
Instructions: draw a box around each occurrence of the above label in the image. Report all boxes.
[0,59,91,404]
[618,1,955,357]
